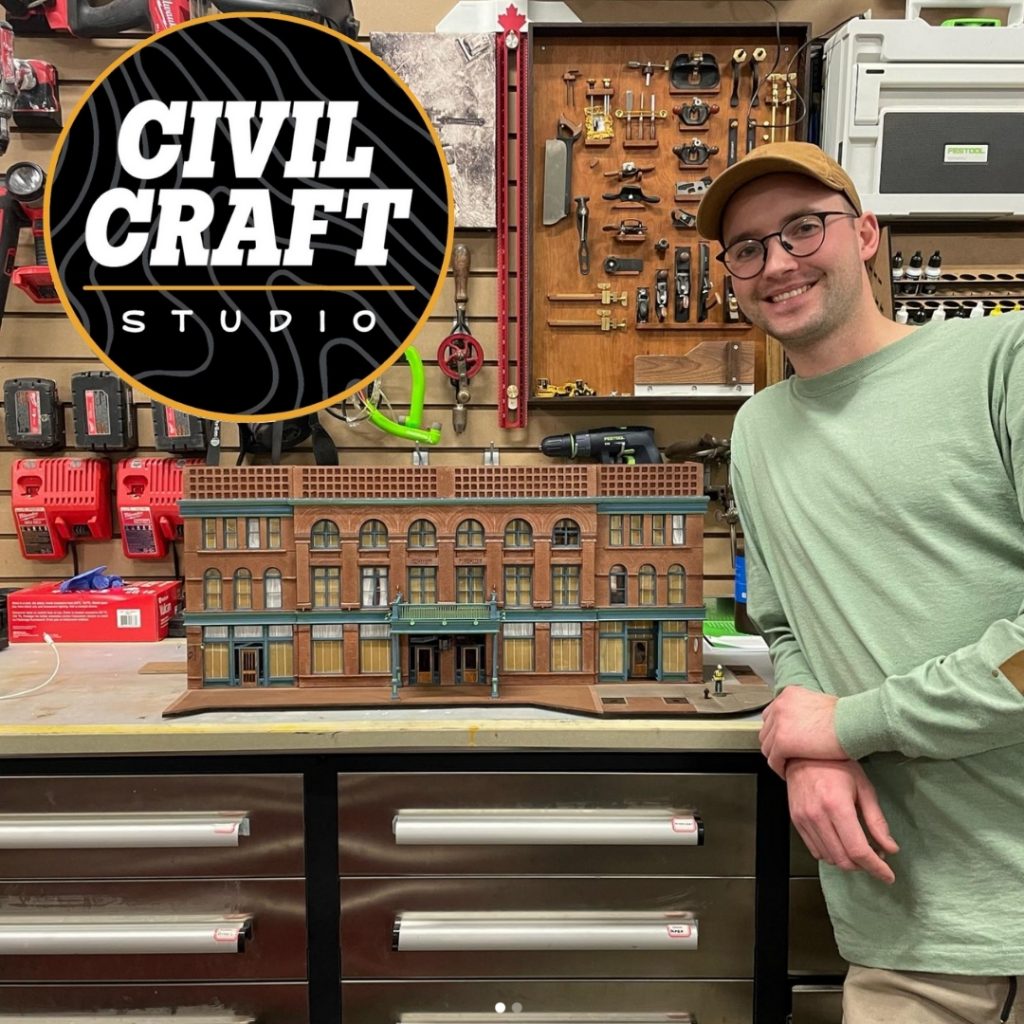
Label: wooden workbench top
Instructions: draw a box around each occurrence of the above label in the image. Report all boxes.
[0,640,766,757]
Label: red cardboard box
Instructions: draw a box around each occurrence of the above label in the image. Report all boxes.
[8,580,181,643]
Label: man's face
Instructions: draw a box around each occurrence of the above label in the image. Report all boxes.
[720,173,870,348]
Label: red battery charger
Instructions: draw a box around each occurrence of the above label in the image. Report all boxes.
[116,456,199,559]
[11,457,112,560]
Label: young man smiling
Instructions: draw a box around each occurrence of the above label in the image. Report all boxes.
[696,142,1024,1022]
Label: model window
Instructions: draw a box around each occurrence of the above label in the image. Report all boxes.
[246,517,261,549]
[667,564,686,605]
[361,566,389,607]
[359,623,391,673]
[638,564,657,606]
[457,565,486,604]
[504,518,533,548]
[408,519,437,549]
[672,514,686,545]
[233,568,253,610]
[599,623,626,675]
[455,518,486,548]
[202,626,229,681]
[408,566,437,604]
[359,519,389,549]
[502,622,534,672]
[609,564,628,605]
[629,515,644,546]
[267,624,294,680]
[201,518,217,549]
[267,517,282,549]
[264,568,282,609]
[652,514,666,545]
[504,564,533,607]
[311,566,341,608]
[311,518,341,550]
[312,623,344,673]
[203,568,222,610]
[608,514,624,546]
[662,622,688,674]
[552,518,581,547]
[552,564,580,606]
[223,518,238,549]
[234,624,262,638]
[550,621,583,672]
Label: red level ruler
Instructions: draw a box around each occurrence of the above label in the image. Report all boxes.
[495,6,529,429]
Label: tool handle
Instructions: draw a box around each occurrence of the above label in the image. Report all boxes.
[453,243,470,307]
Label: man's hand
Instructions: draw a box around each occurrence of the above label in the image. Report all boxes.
[786,758,900,885]
[760,685,846,776]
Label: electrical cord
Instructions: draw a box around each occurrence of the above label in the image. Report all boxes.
[0,632,60,700]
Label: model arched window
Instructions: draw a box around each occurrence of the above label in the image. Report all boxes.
[203,568,222,610]
[552,518,581,547]
[233,568,252,609]
[504,518,533,548]
[408,519,437,549]
[609,564,628,605]
[264,568,282,609]
[359,519,389,549]
[456,518,486,548]
[668,564,687,605]
[311,518,340,549]
[638,564,657,606]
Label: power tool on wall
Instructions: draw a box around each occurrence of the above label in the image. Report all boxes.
[540,426,661,465]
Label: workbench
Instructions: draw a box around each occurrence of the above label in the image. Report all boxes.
[0,641,843,1024]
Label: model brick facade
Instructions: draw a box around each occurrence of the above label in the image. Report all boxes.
[179,464,708,706]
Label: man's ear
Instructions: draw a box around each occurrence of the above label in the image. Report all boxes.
[856,211,881,261]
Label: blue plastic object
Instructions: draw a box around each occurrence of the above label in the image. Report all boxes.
[58,566,125,592]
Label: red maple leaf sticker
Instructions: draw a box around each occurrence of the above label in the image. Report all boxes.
[497,4,527,34]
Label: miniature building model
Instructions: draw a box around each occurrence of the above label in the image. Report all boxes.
[169,464,722,715]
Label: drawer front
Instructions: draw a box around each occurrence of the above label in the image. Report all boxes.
[790,825,819,877]
[339,773,756,876]
[341,980,754,1024]
[0,775,304,879]
[789,879,846,975]
[340,876,754,979]
[0,983,308,1022]
[791,985,844,1024]
[0,879,306,982]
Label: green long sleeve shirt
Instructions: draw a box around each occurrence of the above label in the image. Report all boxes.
[730,314,1024,973]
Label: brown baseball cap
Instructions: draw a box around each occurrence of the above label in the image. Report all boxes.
[695,141,863,242]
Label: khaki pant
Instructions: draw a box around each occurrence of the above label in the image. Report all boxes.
[844,965,1022,1024]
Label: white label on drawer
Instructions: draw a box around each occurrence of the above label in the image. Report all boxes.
[213,927,239,942]
[671,816,697,833]
[666,923,693,939]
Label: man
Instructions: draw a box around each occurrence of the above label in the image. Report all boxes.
[696,142,1024,1023]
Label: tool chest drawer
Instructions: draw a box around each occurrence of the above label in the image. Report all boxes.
[338,772,756,876]
[0,982,309,1021]
[340,979,755,1024]
[0,774,304,879]
[790,879,845,975]
[0,878,306,982]
[791,984,844,1024]
[339,876,754,979]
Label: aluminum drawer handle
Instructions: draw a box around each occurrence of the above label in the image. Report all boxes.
[0,1017,256,1023]
[0,812,250,849]
[0,915,254,955]
[401,1016,693,1023]
[393,810,703,846]
[393,912,698,952]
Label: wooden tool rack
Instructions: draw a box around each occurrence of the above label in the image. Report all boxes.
[527,23,811,404]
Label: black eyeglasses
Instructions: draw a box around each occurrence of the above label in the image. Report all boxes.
[716,210,860,279]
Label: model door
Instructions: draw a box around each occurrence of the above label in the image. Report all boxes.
[459,644,481,684]
[630,641,649,679]
[412,644,439,686]
[237,645,262,686]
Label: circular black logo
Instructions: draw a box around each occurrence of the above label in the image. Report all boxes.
[46,13,453,421]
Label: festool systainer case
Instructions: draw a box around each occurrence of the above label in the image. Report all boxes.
[821,1,1024,218]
